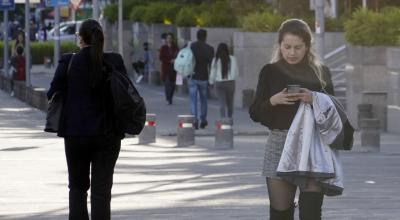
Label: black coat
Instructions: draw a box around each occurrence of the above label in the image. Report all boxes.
[47,47,126,137]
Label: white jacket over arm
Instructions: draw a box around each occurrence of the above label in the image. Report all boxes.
[276,92,344,196]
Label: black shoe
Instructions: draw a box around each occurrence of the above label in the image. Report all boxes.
[194,121,199,130]
[200,121,208,129]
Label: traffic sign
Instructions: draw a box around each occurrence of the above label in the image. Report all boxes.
[0,0,15,10]
[45,0,69,7]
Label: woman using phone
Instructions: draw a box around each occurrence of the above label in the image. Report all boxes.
[249,19,334,220]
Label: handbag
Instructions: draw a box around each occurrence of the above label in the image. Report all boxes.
[44,54,74,133]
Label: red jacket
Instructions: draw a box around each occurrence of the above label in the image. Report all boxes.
[159,44,178,81]
[12,56,26,81]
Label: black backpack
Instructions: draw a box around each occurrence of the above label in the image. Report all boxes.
[105,62,146,135]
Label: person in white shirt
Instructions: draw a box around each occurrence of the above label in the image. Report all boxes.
[209,43,238,119]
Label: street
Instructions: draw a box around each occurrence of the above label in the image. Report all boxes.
[1,82,400,219]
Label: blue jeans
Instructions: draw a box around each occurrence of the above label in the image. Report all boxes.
[188,79,208,123]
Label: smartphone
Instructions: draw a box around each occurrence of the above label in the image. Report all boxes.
[287,84,301,94]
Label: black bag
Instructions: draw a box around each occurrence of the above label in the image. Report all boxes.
[105,62,146,135]
[44,54,74,133]
[328,95,355,150]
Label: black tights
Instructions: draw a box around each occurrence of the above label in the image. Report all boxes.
[267,178,324,220]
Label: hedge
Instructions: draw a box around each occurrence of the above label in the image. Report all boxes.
[0,41,79,64]
[345,7,400,46]
[142,2,180,24]
[199,0,237,27]
[240,12,287,32]
[175,5,199,27]
[103,0,147,23]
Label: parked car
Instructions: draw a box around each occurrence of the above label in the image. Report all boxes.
[47,20,83,41]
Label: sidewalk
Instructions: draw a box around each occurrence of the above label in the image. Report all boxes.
[28,65,266,136]
[1,85,400,219]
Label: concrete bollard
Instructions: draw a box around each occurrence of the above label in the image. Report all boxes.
[357,103,373,128]
[177,115,195,147]
[138,114,156,144]
[215,118,233,149]
[360,118,380,152]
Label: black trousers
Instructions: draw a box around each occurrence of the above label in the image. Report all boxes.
[215,80,235,118]
[64,135,121,220]
[164,76,176,104]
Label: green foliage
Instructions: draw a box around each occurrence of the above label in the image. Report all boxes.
[0,41,78,64]
[199,0,237,27]
[32,41,79,64]
[123,0,146,20]
[230,0,272,17]
[142,2,180,24]
[325,17,345,32]
[240,12,287,32]
[103,0,148,23]
[103,4,118,23]
[0,42,13,58]
[129,5,148,22]
[344,7,400,46]
[175,5,198,27]
[300,16,345,32]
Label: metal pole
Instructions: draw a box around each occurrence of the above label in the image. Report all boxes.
[315,0,325,60]
[362,0,367,8]
[93,0,99,20]
[118,0,123,54]
[25,0,31,87]
[72,9,76,21]
[3,10,8,77]
[331,0,337,18]
[54,3,60,69]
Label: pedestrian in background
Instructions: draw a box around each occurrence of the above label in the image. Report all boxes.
[9,45,26,97]
[11,30,24,57]
[159,32,178,105]
[133,42,152,83]
[249,19,335,220]
[142,42,152,82]
[209,43,238,119]
[189,29,214,129]
[47,19,126,220]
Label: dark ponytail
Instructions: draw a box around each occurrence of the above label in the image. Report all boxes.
[215,43,230,79]
[79,19,104,88]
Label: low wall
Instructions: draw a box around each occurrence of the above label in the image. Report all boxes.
[386,47,400,134]
[346,46,389,130]
[0,75,48,112]
[233,32,277,108]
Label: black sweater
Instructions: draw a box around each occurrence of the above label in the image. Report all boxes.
[249,59,334,130]
[191,41,214,80]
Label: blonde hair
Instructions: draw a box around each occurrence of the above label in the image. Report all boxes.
[270,19,326,89]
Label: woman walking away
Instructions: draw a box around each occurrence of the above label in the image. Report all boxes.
[47,19,126,220]
[209,43,238,119]
[249,19,341,220]
[159,32,178,105]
